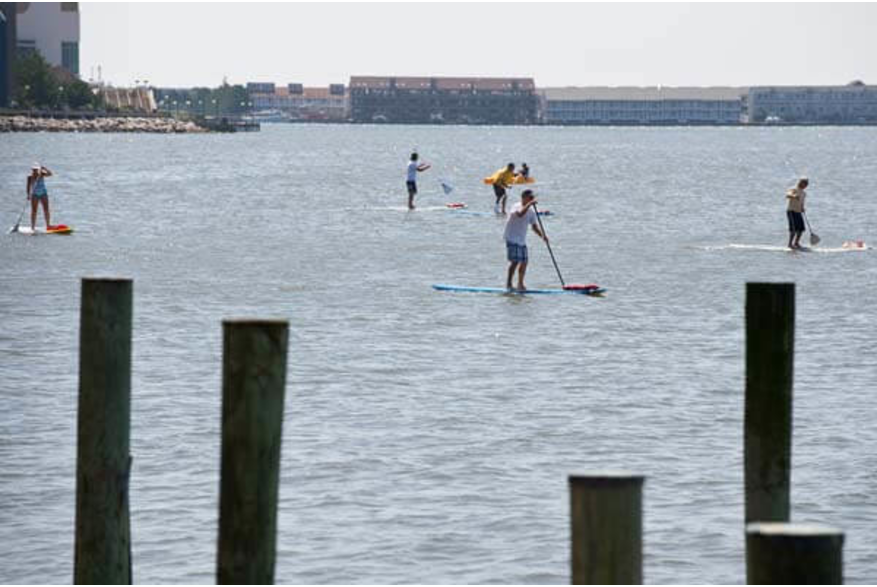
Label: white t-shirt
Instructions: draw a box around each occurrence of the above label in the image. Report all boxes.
[407,161,418,182]
[504,203,537,245]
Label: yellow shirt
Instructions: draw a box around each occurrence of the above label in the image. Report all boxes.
[786,188,806,213]
[494,168,517,187]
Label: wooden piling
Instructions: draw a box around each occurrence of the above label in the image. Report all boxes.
[746,523,843,584]
[744,282,794,524]
[74,278,133,584]
[569,472,644,585]
[216,319,289,585]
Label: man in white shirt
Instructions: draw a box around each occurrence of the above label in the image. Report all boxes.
[406,152,431,210]
[504,189,547,290]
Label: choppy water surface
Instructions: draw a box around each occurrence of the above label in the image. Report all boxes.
[1,125,876,584]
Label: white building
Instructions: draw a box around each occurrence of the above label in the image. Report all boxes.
[748,83,877,124]
[542,87,745,125]
[16,2,80,75]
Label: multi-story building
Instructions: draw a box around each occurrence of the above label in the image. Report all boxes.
[0,3,16,107]
[348,76,537,125]
[748,82,877,124]
[247,83,348,121]
[541,87,745,125]
[16,2,79,76]
[246,82,275,95]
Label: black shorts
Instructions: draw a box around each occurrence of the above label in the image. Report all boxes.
[407,181,417,196]
[787,210,805,232]
[493,184,506,199]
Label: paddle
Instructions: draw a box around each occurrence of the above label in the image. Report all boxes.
[9,197,29,234]
[9,178,34,234]
[531,202,566,287]
[532,202,598,292]
[804,212,820,246]
[440,180,454,196]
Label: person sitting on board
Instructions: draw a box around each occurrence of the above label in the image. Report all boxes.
[518,162,530,180]
[785,177,808,249]
[491,162,516,215]
[504,189,548,291]
[406,152,431,210]
[27,163,53,232]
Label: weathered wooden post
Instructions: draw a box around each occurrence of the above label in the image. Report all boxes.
[746,523,843,584]
[569,472,644,584]
[745,282,794,524]
[74,278,133,584]
[216,319,288,585]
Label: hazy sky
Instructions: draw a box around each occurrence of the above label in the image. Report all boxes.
[81,2,877,88]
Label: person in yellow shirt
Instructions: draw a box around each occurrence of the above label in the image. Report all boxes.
[490,162,516,215]
[785,177,808,249]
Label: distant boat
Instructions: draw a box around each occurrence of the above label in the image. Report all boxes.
[251,110,288,123]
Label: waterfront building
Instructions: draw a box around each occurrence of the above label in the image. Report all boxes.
[748,82,877,124]
[247,83,348,121]
[0,3,16,107]
[16,2,79,76]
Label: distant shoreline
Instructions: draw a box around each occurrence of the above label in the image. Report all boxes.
[0,114,208,133]
[4,114,876,132]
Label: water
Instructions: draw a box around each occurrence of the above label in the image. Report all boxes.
[1,125,876,584]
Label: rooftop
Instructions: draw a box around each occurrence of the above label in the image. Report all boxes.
[350,76,536,91]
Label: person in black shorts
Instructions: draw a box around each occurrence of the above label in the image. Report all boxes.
[785,177,808,249]
[406,152,431,210]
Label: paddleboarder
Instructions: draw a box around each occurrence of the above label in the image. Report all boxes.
[504,189,548,291]
[785,177,808,249]
[518,162,530,180]
[489,162,516,215]
[406,152,431,210]
[27,163,53,232]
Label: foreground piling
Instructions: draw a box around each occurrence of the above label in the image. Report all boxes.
[746,523,843,584]
[744,282,794,524]
[216,320,289,584]
[74,278,133,584]
[569,472,644,584]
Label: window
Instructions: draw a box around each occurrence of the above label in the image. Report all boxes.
[62,41,79,75]
[17,39,37,58]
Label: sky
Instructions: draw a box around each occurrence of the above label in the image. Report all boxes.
[80,2,877,89]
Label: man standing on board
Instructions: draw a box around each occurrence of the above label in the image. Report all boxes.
[786,177,808,249]
[406,153,431,210]
[504,189,547,291]
[487,163,517,216]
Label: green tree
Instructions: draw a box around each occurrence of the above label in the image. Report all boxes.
[64,79,98,109]
[13,51,101,110]
[13,51,54,108]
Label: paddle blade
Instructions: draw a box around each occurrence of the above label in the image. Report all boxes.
[810,232,821,246]
[441,181,454,195]
[563,284,600,291]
